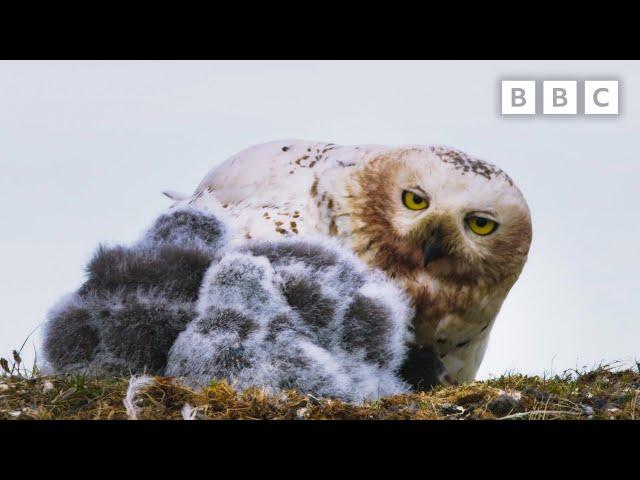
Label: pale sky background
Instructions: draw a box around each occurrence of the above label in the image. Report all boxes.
[0,60,637,380]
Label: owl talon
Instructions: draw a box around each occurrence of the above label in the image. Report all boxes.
[400,344,451,392]
[440,372,457,386]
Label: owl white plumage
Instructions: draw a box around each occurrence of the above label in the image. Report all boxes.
[170,140,532,383]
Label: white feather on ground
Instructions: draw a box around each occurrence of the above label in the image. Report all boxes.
[123,375,154,420]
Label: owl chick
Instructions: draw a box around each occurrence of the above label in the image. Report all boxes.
[42,208,227,375]
[167,238,419,402]
[177,140,532,382]
[42,207,447,402]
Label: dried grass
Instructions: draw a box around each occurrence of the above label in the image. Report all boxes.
[1,359,638,420]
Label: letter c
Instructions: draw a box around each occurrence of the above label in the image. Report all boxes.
[593,88,609,107]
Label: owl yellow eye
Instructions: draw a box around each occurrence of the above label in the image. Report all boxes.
[466,216,498,236]
[402,190,429,211]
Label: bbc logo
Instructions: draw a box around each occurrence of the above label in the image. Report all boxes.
[501,80,619,115]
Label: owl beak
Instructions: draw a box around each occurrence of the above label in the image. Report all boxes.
[422,241,446,267]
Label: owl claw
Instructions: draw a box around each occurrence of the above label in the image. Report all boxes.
[439,372,457,386]
[400,343,452,392]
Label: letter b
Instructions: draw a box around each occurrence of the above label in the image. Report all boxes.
[543,81,577,115]
[553,88,568,107]
[502,81,536,115]
[512,88,527,107]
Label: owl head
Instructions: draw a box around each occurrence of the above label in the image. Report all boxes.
[348,146,532,290]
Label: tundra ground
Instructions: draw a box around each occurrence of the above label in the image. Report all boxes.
[1,358,638,420]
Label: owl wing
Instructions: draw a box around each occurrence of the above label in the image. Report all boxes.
[194,140,318,205]
[186,140,328,241]
[193,140,385,204]
[185,140,385,242]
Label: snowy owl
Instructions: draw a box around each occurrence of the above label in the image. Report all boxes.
[170,140,532,383]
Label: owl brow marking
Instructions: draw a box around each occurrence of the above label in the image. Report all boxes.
[431,146,514,186]
[408,186,428,198]
[470,210,496,219]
